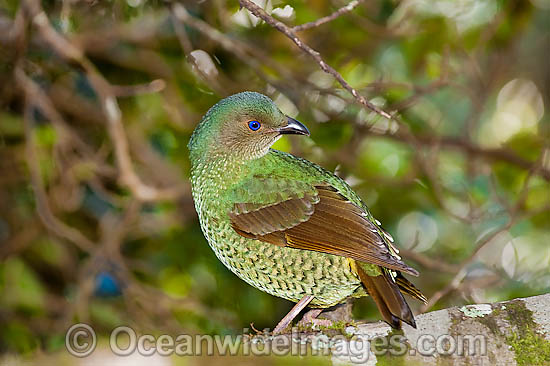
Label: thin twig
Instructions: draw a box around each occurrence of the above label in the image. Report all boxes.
[400,249,459,274]
[172,3,294,91]
[111,79,166,97]
[292,0,364,32]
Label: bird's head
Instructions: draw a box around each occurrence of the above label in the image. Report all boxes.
[188,92,309,162]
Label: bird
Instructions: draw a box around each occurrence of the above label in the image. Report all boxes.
[188,91,426,332]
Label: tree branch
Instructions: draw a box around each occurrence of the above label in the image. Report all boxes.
[23,0,182,202]
[362,126,550,181]
[239,0,392,120]
[292,0,364,32]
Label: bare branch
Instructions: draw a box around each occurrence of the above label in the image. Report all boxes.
[400,249,459,274]
[292,0,364,32]
[111,79,166,97]
[23,0,182,202]
[172,3,294,91]
[18,67,95,253]
[239,0,393,120]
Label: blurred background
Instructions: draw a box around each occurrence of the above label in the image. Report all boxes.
[0,0,549,364]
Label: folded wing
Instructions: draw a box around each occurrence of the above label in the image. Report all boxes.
[229,181,418,277]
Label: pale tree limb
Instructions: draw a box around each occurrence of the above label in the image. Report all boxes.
[333,294,549,365]
[235,294,550,365]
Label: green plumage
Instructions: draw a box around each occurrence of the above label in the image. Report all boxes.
[192,149,368,306]
[189,92,424,327]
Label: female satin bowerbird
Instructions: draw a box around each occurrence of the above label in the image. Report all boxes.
[188,91,425,333]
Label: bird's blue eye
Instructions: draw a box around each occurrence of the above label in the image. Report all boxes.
[248,120,261,131]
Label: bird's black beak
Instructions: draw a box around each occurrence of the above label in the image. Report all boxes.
[278,117,310,136]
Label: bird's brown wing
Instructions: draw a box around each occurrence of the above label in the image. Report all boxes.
[229,184,418,276]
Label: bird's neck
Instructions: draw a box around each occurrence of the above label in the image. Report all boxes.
[190,153,251,191]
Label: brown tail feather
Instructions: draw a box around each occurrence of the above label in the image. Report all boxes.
[395,272,427,304]
[355,263,417,329]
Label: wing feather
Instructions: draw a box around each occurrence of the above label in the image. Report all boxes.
[229,181,418,276]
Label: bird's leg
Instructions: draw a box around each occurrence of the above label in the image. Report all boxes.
[298,299,355,328]
[272,295,314,334]
[297,308,332,328]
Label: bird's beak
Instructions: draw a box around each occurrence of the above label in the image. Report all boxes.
[278,117,310,136]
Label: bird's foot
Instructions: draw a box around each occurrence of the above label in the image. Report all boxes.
[272,295,314,334]
[249,323,264,334]
[272,297,355,334]
[297,308,323,327]
[297,300,354,330]
[317,299,354,322]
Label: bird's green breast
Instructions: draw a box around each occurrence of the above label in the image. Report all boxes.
[190,150,365,307]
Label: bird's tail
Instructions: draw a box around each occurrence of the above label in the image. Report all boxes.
[355,262,418,329]
[394,272,427,304]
